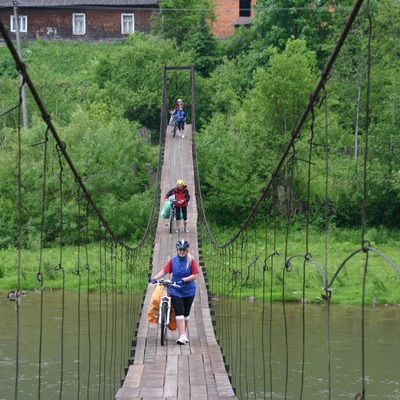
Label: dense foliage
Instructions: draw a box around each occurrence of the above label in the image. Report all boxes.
[195,0,400,228]
[0,0,400,250]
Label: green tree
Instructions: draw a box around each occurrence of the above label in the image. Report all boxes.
[251,0,337,67]
[151,0,215,46]
[244,38,317,145]
[0,109,157,248]
[182,10,218,77]
[322,0,400,227]
[92,33,191,135]
[219,25,254,61]
[197,39,317,225]
[59,108,157,240]
[197,114,260,225]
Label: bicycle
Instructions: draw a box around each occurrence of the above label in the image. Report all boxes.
[169,201,176,233]
[155,279,180,346]
[173,119,179,138]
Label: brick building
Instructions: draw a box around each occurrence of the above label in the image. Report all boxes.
[0,0,160,41]
[213,0,255,38]
[0,0,254,41]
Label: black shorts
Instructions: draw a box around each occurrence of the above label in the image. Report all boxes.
[171,295,195,317]
[176,206,187,221]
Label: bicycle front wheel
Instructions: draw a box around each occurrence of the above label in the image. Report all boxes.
[160,301,168,346]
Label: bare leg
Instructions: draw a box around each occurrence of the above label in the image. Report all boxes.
[176,316,187,344]
[176,317,185,335]
[184,317,190,342]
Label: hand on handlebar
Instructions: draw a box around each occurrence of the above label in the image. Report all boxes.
[176,280,184,286]
[149,278,157,284]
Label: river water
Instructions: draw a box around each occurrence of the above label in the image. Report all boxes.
[1,291,399,399]
[212,300,400,399]
[0,290,141,400]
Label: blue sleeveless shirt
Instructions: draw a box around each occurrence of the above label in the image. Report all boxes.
[170,255,196,297]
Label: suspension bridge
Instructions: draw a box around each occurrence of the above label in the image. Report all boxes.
[115,123,237,399]
[1,0,400,399]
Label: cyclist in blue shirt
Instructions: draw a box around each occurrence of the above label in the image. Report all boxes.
[150,239,199,345]
[172,104,187,138]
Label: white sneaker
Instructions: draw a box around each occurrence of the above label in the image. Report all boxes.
[183,334,189,343]
[176,334,186,345]
[175,228,180,233]
[182,134,185,138]
[184,228,189,233]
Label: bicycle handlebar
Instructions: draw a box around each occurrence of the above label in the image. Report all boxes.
[155,279,181,287]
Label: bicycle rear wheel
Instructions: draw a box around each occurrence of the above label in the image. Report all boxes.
[173,122,177,138]
[169,208,176,234]
[160,301,168,346]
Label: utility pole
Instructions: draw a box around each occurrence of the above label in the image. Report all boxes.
[13,0,28,128]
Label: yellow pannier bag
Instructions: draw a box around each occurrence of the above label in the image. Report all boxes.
[148,285,165,323]
[168,307,177,331]
[147,284,177,330]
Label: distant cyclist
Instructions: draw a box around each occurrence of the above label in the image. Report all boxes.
[172,104,186,137]
[149,239,199,345]
[169,98,186,125]
[164,179,190,233]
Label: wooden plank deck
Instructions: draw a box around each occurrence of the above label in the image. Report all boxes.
[115,124,237,400]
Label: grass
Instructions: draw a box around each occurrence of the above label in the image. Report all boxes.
[201,225,400,306]
[1,227,400,306]
[0,244,151,293]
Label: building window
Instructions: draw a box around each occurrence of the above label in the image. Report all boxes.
[73,13,86,35]
[239,0,251,17]
[121,14,135,34]
[10,15,28,32]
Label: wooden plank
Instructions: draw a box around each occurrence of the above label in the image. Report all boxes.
[189,354,206,386]
[114,387,142,399]
[177,354,190,387]
[178,385,190,400]
[121,364,144,388]
[164,369,178,398]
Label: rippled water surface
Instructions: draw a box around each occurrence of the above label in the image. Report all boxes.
[213,301,400,399]
[0,290,140,400]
